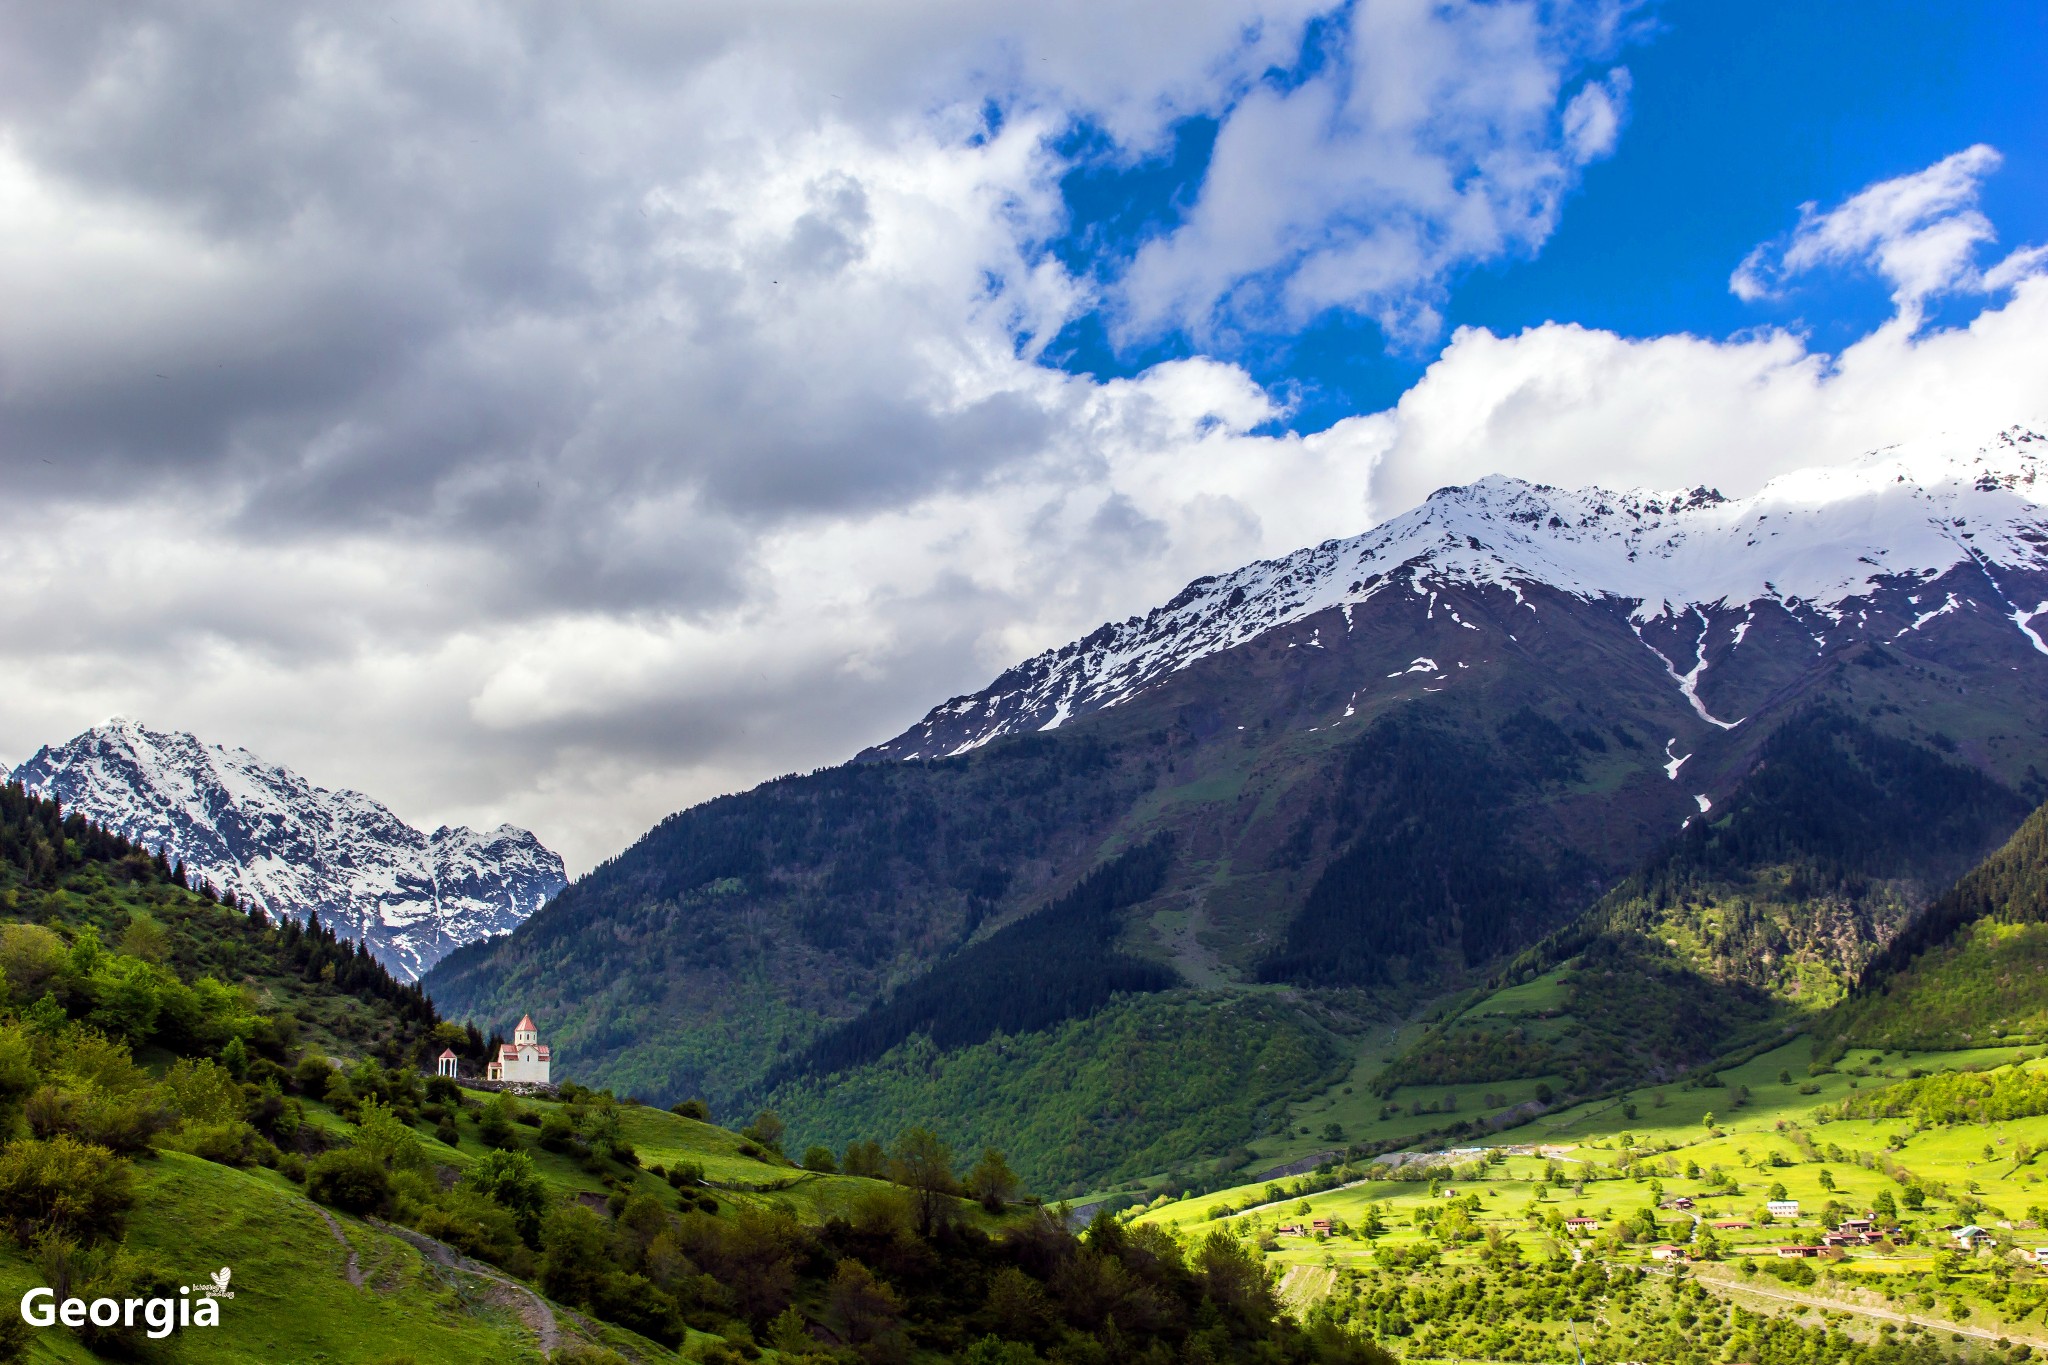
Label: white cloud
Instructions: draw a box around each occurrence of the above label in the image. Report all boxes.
[1730,144,2045,326]
[1360,274,2048,517]
[1114,0,1636,344]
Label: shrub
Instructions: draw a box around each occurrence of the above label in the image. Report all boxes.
[412,1189,532,1274]
[24,1083,172,1156]
[671,1098,711,1121]
[476,1094,519,1150]
[463,1148,547,1242]
[306,1146,392,1214]
[538,1110,579,1154]
[551,1347,631,1365]
[174,1120,263,1167]
[0,1137,134,1244]
[293,1053,333,1099]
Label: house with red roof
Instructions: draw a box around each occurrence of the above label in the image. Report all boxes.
[487,1014,551,1084]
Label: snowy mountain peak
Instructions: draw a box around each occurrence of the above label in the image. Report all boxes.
[868,425,2048,760]
[9,721,564,982]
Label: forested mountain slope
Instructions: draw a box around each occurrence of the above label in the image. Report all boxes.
[1379,705,2032,1100]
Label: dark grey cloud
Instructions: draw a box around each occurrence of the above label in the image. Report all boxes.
[0,0,1719,869]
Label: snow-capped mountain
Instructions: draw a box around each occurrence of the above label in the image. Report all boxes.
[868,425,2048,760]
[10,721,565,982]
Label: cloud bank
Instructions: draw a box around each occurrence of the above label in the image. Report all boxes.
[1,4,2042,871]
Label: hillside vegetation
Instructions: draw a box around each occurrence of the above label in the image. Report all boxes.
[0,784,1397,1363]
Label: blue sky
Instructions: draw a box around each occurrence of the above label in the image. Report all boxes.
[1044,0,2048,432]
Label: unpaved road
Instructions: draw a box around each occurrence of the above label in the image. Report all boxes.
[1678,1263,2048,1351]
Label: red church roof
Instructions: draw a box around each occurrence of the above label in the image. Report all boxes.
[517,1014,536,1031]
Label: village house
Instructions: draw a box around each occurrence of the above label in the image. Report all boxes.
[1649,1244,1687,1261]
[1767,1199,1800,1220]
[1659,1196,1695,1211]
[1712,1219,1753,1230]
[1775,1245,1823,1259]
[1565,1217,1599,1231]
[1953,1225,1992,1249]
[487,1014,552,1084]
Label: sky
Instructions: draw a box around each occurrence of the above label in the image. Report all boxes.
[1,0,2044,873]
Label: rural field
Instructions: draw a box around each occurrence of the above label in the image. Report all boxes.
[1131,1037,2048,1360]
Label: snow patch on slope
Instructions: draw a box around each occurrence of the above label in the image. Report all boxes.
[872,426,2048,758]
[10,720,564,981]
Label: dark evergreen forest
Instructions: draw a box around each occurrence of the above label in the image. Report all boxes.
[774,836,1180,1085]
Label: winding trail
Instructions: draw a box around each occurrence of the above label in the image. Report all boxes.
[311,1206,366,1289]
[372,1219,564,1355]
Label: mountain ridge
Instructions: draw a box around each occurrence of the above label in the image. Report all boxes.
[867,424,2048,761]
[11,719,565,982]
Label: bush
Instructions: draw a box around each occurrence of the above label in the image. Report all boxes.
[538,1111,579,1153]
[174,1120,264,1167]
[435,1115,461,1146]
[0,1136,134,1244]
[23,1083,172,1156]
[550,1347,631,1365]
[671,1099,710,1121]
[476,1094,519,1150]
[412,1189,533,1275]
[464,1148,547,1242]
[306,1146,392,1214]
[294,1053,333,1099]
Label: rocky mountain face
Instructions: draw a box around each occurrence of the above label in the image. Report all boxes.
[11,720,564,981]
[868,426,2048,761]
[428,426,2048,1159]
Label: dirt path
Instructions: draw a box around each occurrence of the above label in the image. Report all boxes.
[311,1206,366,1289]
[374,1220,564,1355]
[1676,1263,2048,1350]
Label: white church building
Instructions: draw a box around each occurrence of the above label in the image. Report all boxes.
[487,1014,552,1084]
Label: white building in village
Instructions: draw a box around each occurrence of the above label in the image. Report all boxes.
[488,1014,551,1084]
